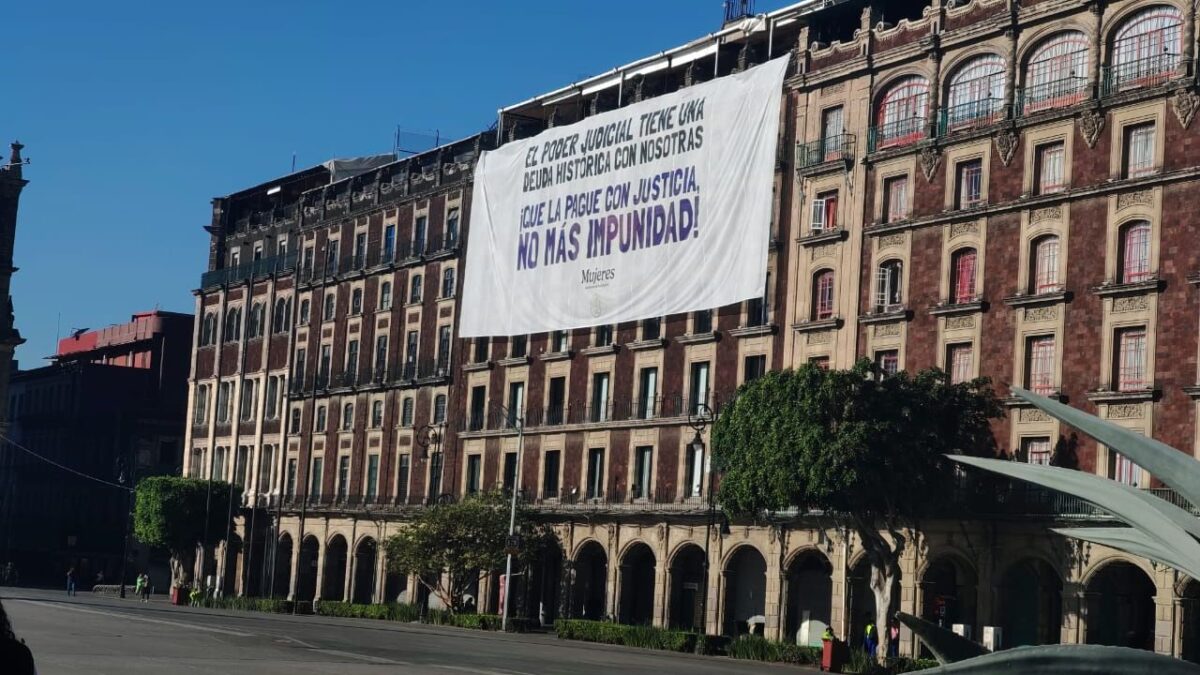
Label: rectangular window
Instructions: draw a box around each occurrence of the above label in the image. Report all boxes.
[1036,142,1066,194]
[469,386,486,431]
[685,440,704,498]
[883,175,909,223]
[383,224,396,262]
[213,447,227,481]
[552,330,569,353]
[263,376,278,420]
[810,190,838,233]
[234,446,249,487]
[586,448,605,499]
[446,208,460,248]
[947,343,973,385]
[542,450,561,498]
[428,452,442,503]
[595,325,613,347]
[1109,450,1141,487]
[397,455,411,502]
[502,452,518,493]
[318,344,332,387]
[337,455,350,500]
[633,446,653,499]
[404,331,418,377]
[310,457,324,499]
[693,309,713,334]
[346,339,359,383]
[295,347,308,387]
[641,317,661,340]
[413,215,427,256]
[744,355,767,384]
[216,381,232,423]
[1116,327,1148,391]
[508,381,525,427]
[690,362,710,413]
[325,240,339,274]
[473,337,489,363]
[466,455,482,495]
[257,445,274,493]
[547,376,566,426]
[437,325,451,372]
[409,274,423,303]
[953,250,977,304]
[510,335,527,358]
[1022,437,1053,466]
[353,232,366,268]
[374,335,388,380]
[638,367,658,419]
[286,458,298,498]
[809,356,831,370]
[302,246,315,272]
[400,397,414,427]
[316,405,327,432]
[591,372,610,422]
[366,454,379,501]
[1124,123,1156,179]
[821,106,845,159]
[1026,335,1057,395]
[956,159,983,208]
[193,384,209,425]
[875,350,899,377]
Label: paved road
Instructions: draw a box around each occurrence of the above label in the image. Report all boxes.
[1,587,802,674]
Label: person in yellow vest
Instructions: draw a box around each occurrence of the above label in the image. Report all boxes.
[863,614,879,658]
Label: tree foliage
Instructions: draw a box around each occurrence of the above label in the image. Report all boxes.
[383,490,550,612]
[712,360,1002,520]
[134,476,240,587]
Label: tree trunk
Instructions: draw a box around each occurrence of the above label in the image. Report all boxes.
[852,516,906,662]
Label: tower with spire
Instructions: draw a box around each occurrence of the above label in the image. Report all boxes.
[0,141,27,431]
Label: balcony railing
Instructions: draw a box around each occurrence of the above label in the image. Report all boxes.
[200,251,298,289]
[868,117,927,153]
[1016,77,1090,116]
[796,134,856,169]
[462,391,737,433]
[938,98,1007,135]
[1103,53,1181,96]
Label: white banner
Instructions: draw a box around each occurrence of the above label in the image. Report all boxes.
[460,56,789,337]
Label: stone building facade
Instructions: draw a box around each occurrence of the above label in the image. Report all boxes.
[185,0,1200,661]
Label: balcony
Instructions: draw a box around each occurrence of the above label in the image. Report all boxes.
[795,134,856,172]
[1103,53,1181,97]
[868,117,927,153]
[938,98,1007,136]
[1016,77,1090,117]
[461,392,738,434]
[200,251,298,290]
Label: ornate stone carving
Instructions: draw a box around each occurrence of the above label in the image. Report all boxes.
[920,146,942,182]
[823,82,846,94]
[945,315,976,330]
[1024,305,1058,322]
[1107,403,1145,420]
[1078,108,1105,149]
[1173,88,1200,129]
[878,233,906,250]
[1030,206,1061,224]
[949,221,978,239]
[1113,295,1149,312]
[1116,190,1153,211]
[994,129,1019,167]
[874,322,902,338]
[811,243,838,259]
[807,330,832,345]
[1020,408,1050,423]
[656,523,666,542]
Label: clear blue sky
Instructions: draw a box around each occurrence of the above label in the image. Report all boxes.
[6,0,791,365]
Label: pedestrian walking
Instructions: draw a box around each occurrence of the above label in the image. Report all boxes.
[887,618,900,658]
[140,574,151,602]
[66,567,76,596]
[134,573,145,600]
[0,597,36,675]
[863,614,879,658]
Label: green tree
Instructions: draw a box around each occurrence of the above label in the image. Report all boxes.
[383,490,549,613]
[712,361,1002,641]
[134,476,241,589]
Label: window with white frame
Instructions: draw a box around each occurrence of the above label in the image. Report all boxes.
[874,260,903,312]
[1123,122,1156,178]
[1025,335,1057,395]
[875,350,899,377]
[1031,235,1061,293]
[875,76,930,149]
[1111,6,1183,92]
[883,175,909,223]
[1035,142,1066,194]
[264,375,280,420]
[445,208,460,248]
[946,54,1007,129]
[812,269,835,320]
[947,343,973,385]
[1119,220,1152,283]
[216,381,232,424]
[1022,437,1053,465]
[1116,327,1148,391]
[956,159,984,208]
[193,384,209,425]
[810,190,838,234]
[1024,32,1089,112]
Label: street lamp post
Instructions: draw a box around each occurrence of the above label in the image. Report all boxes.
[416,423,446,505]
[688,403,717,649]
[500,408,525,633]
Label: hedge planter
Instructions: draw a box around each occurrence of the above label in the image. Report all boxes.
[553,619,704,653]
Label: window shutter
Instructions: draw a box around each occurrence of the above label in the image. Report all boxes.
[874,267,890,310]
[810,199,827,232]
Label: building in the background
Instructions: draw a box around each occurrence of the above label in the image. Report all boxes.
[0,141,27,431]
[190,0,1200,662]
[0,311,193,587]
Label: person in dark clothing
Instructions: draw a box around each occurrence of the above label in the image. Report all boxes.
[0,597,36,674]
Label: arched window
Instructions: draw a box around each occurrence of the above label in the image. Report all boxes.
[812,270,835,320]
[1030,235,1061,293]
[442,267,456,298]
[401,397,414,427]
[1024,32,1089,112]
[272,297,290,334]
[410,274,423,303]
[247,302,265,339]
[1119,221,1152,283]
[946,54,1007,130]
[874,260,903,312]
[351,288,363,315]
[323,294,335,321]
[875,76,930,149]
[371,400,384,428]
[379,282,392,310]
[951,248,978,304]
[1111,5,1183,92]
[342,403,354,431]
[223,307,242,342]
[200,312,217,346]
[299,299,311,325]
[434,394,447,424]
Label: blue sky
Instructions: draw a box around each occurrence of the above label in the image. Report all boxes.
[6,0,790,364]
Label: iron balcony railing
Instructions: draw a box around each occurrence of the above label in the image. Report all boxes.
[796,134,856,169]
[295,239,461,285]
[1016,77,1090,116]
[462,391,737,434]
[938,98,1007,135]
[1103,53,1181,96]
[200,251,298,289]
[868,117,927,153]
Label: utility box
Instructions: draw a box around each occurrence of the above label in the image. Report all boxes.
[952,624,973,641]
[982,626,1002,651]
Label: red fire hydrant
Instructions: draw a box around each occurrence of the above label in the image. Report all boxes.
[821,636,846,672]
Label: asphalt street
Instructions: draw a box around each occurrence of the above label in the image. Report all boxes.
[0,587,804,674]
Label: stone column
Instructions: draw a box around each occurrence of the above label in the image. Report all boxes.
[1088,2,1102,96]
[615,563,629,623]
[287,538,300,602]
[765,544,783,641]
[374,545,387,604]
[777,572,791,644]
[313,541,326,603]
[343,547,355,603]
[652,557,669,628]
